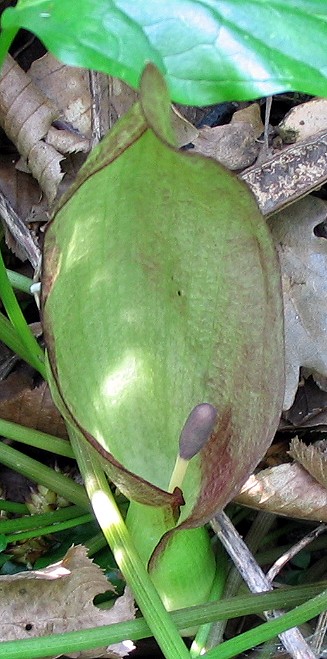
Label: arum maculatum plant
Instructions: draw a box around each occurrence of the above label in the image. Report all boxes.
[41,62,284,620]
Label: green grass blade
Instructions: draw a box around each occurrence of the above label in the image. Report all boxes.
[0,249,46,378]
[0,417,74,458]
[5,513,93,543]
[206,588,327,658]
[0,312,40,368]
[0,500,28,514]
[0,505,88,533]
[190,545,227,657]
[0,441,88,509]
[69,426,190,659]
[0,582,326,659]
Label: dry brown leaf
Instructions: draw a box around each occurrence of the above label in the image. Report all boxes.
[0,54,63,202]
[29,53,92,139]
[289,436,327,490]
[46,125,89,155]
[0,153,43,222]
[0,154,47,267]
[0,372,68,438]
[268,196,327,410]
[231,103,264,138]
[0,54,90,203]
[235,463,327,521]
[278,98,327,143]
[170,106,199,146]
[107,77,138,126]
[280,377,327,429]
[193,121,259,170]
[0,545,135,658]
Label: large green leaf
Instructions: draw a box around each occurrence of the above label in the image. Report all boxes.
[2,0,327,104]
[42,64,284,527]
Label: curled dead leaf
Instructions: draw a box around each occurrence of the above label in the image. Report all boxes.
[29,53,92,139]
[0,54,90,203]
[0,54,62,202]
[170,105,199,146]
[235,463,327,522]
[0,545,135,658]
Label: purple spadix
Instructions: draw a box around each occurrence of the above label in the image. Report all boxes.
[179,403,218,460]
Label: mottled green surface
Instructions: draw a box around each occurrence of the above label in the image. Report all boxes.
[42,65,284,528]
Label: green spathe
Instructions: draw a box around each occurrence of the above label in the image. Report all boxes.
[42,64,284,608]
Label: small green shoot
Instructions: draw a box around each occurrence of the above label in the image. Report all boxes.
[0,250,45,378]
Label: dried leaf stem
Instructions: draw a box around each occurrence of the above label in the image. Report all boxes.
[267,524,327,582]
[207,511,276,650]
[211,511,316,659]
[0,190,41,269]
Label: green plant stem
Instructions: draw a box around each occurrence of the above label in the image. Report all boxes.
[0,417,74,458]
[190,545,227,657]
[0,441,89,509]
[0,582,326,659]
[0,249,46,378]
[206,587,327,659]
[126,499,216,613]
[6,513,93,543]
[0,312,39,368]
[69,427,189,659]
[0,500,28,514]
[6,270,33,294]
[0,504,88,533]
[85,531,108,556]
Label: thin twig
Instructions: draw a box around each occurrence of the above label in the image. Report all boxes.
[264,96,272,153]
[310,610,327,656]
[89,70,102,147]
[211,511,317,659]
[207,512,276,650]
[0,190,41,269]
[267,525,327,582]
